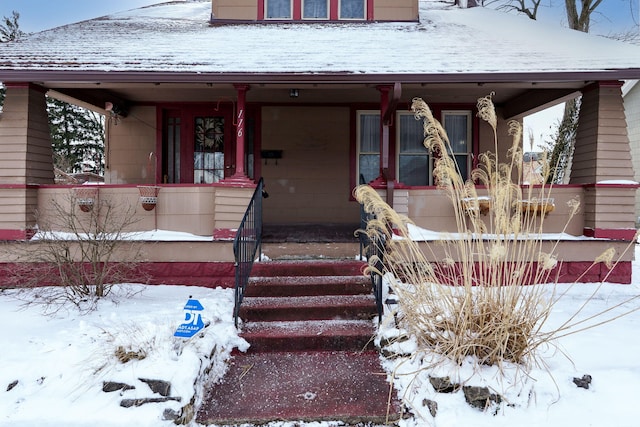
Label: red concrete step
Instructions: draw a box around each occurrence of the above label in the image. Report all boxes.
[196,350,401,425]
[252,260,366,277]
[245,275,371,297]
[241,320,375,352]
[239,294,377,322]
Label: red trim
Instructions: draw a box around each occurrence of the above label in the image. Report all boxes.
[584,182,640,189]
[329,0,339,20]
[367,0,374,20]
[0,184,40,189]
[583,227,637,241]
[0,229,35,241]
[213,228,237,240]
[293,0,301,20]
[258,0,265,20]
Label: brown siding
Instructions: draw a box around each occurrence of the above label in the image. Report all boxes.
[373,0,418,21]
[0,85,54,185]
[214,186,254,230]
[571,83,634,184]
[104,106,157,185]
[213,0,257,20]
[261,106,360,224]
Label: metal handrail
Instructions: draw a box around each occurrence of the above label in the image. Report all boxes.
[233,178,264,328]
[359,196,385,322]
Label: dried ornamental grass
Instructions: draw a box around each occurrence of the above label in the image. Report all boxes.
[355,94,633,372]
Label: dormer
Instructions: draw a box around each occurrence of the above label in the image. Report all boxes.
[211,0,419,23]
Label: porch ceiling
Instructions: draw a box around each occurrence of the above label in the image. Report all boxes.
[44,81,586,118]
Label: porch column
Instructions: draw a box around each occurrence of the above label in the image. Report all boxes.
[570,81,637,241]
[370,85,391,188]
[220,84,254,186]
[0,83,54,240]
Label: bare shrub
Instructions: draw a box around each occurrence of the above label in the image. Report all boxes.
[2,190,148,313]
[356,94,638,372]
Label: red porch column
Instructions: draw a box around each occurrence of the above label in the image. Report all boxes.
[220,84,254,186]
[369,85,392,188]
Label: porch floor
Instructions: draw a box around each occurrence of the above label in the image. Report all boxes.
[261,223,362,260]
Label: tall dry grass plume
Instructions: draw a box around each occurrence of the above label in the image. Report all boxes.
[355,94,619,371]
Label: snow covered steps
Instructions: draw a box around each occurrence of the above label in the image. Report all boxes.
[196,260,400,426]
[238,261,377,352]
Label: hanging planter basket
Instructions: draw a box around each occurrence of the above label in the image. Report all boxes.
[137,186,161,211]
[73,187,99,212]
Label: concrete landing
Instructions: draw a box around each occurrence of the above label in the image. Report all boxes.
[196,350,400,425]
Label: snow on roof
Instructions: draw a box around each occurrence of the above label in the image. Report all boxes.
[1,0,639,79]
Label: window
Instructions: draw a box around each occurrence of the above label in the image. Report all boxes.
[340,0,365,19]
[442,111,472,180]
[357,111,380,184]
[303,0,328,19]
[356,109,472,187]
[194,116,225,183]
[397,113,430,186]
[266,0,292,19]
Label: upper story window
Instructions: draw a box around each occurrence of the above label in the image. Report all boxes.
[340,0,366,20]
[303,0,329,19]
[266,0,292,19]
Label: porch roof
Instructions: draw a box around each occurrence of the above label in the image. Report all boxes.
[0,0,639,83]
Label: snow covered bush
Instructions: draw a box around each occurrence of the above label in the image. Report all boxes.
[2,191,145,313]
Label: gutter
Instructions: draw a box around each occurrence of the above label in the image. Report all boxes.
[1,70,640,84]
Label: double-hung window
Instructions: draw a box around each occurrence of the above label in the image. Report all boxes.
[303,0,328,19]
[442,110,472,180]
[266,0,292,19]
[397,112,431,186]
[340,0,365,19]
[356,108,472,187]
[357,111,380,184]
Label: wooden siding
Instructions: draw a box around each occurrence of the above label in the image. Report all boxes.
[0,187,37,233]
[212,0,417,21]
[624,83,640,224]
[213,0,257,20]
[582,185,636,231]
[0,85,54,185]
[571,82,634,184]
[373,0,418,21]
[213,186,254,230]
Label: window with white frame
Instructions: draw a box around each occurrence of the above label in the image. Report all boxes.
[303,0,328,19]
[441,110,472,180]
[266,0,292,19]
[340,0,365,19]
[357,111,380,184]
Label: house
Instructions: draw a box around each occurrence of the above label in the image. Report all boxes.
[0,0,639,284]
[623,80,640,226]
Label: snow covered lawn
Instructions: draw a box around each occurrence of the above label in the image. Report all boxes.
[1,247,640,426]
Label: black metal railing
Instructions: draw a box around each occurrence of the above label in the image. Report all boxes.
[359,194,385,322]
[233,178,264,328]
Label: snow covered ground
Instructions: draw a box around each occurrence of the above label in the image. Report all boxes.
[1,242,639,426]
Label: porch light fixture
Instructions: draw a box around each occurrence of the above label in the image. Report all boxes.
[289,89,299,98]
